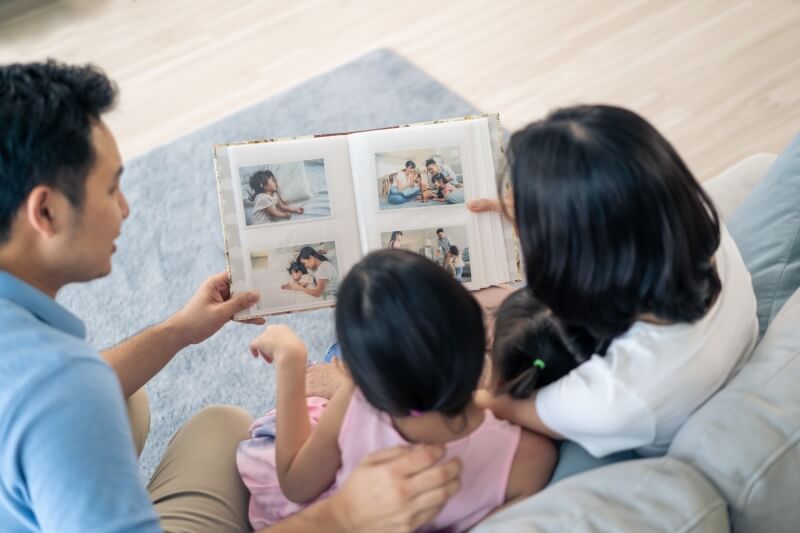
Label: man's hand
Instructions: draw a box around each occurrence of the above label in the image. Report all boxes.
[168,272,264,346]
[330,445,462,533]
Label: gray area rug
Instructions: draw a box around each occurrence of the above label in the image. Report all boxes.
[57,48,479,478]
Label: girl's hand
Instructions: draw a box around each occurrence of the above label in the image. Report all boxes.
[250,324,307,366]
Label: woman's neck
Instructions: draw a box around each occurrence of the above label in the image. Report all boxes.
[391,400,485,445]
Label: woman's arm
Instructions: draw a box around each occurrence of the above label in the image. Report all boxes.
[474,390,563,440]
[291,277,327,298]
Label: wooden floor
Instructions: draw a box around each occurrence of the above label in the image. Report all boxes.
[1,0,799,179]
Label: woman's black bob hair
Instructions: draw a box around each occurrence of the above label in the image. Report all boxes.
[507,105,721,338]
[335,249,485,417]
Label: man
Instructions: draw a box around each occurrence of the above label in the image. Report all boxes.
[425,158,458,184]
[436,228,453,265]
[0,61,460,532]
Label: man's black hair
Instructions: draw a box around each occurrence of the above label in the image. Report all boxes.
[0,60,118,243]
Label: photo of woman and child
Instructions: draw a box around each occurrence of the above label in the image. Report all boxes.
[376,147,466,210]
[383,226,470,282]
[280,246,339,300]
[240,159,331,226]
[249,242,340,311]
[238,250,586,530]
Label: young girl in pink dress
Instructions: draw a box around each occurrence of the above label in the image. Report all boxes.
[242,249,556,531]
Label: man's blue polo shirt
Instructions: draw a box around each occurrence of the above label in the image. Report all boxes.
[0,271,161,532]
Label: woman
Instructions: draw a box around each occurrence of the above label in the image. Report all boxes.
[470,105,758,478]
[387,231,403,249]
[387,161,422,205]
[285,247,339,299]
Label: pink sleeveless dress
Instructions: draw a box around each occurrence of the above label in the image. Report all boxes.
[238,390,521,532]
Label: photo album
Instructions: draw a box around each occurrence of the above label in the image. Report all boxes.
[213,114,521,319]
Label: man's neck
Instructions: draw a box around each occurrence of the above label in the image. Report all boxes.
[0,248,63,298]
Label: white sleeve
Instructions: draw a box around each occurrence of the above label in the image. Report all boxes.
[535,355,655,457]
[253,193,274,211]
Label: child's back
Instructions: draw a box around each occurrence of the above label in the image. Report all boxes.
[337,388,548,531]
[244,250,555,531]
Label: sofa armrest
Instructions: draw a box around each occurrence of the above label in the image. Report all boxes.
[472,457,728,532]
[703,153,777,221]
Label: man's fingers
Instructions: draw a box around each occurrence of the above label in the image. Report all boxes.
[403,457,461,498]
[359,446,416,467]
[385,445,446,477]
[222,290,260,316]
[467,198,502,213]
[406,477,462,530]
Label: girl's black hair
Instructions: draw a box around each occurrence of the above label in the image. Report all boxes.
[431,173,446,185]
[492,289,601,398]
[449,245,459,256]
[388,231,403,246]
[296,246,328,263]
[248,169,276,202]
[286,261,307,275]
[508,105,721,338]
[404,160,416,169]
[336,249,485,417]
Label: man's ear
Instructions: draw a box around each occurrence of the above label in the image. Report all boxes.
[25,185,70,238]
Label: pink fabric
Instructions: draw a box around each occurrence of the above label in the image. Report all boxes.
[236,397,334,530]
[238,391,522,532]
[336,390,521,532]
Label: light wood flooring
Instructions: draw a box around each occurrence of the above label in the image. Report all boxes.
[1,0,799,179]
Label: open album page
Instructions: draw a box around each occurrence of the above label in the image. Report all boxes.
[215,135,361,318]
[346,116,511,291]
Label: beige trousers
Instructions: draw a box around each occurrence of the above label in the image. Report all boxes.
[127,388,254,533]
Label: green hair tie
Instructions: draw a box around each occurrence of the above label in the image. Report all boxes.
[533,358,546,369]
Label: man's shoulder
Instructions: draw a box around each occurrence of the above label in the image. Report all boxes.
[0,299,106,414]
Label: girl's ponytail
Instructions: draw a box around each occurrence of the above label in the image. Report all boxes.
[492,290,599,399]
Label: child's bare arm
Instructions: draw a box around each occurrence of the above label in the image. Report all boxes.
[278,379,354,503]
[264,205,291,219]
[474,390,563,439]
[250,326,352,503]
[504,429,557,503]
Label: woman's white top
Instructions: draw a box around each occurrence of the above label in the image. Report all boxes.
[315,260,339,298]
[536,226,758,457]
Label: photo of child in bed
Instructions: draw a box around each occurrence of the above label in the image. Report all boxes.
[376,147,465,210]
[239,159,331,226]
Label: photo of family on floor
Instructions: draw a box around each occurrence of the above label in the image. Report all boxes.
[382,226,471,283]
[239,159,330,226]
[249,241,339,310]
[375,147,465,210]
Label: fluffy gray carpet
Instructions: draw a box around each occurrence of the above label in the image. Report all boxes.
[57,48,479,479]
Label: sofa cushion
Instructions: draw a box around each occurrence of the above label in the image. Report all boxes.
[703,153,776,221]
[670,288,800,533]
[728,134,800,337]
[472,457,728,532]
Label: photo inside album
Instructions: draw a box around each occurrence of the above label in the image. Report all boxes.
[214,115,520,319]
